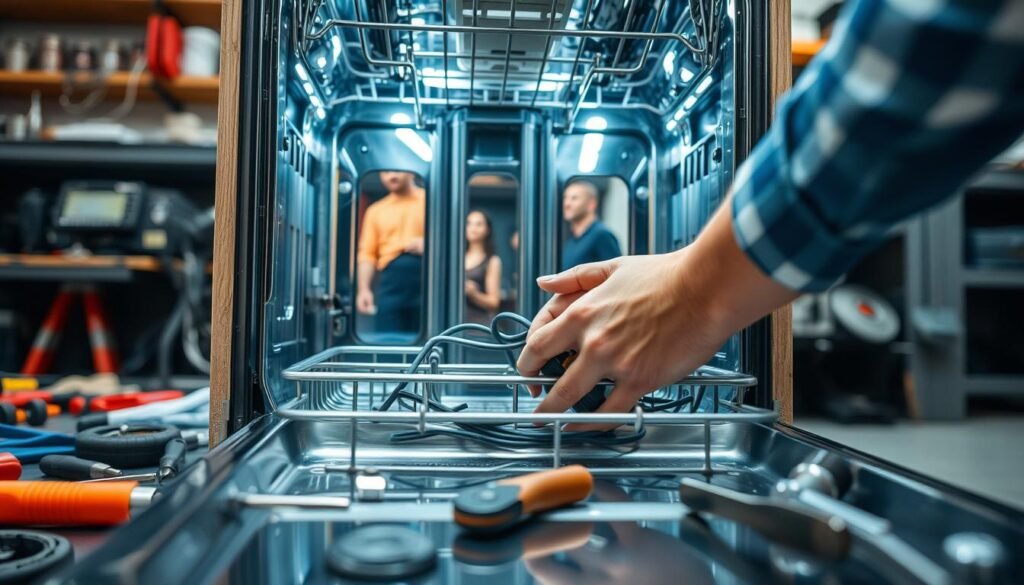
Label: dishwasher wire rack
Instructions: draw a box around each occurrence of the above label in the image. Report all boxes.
[293,0,725,128]
[279,345,776,475]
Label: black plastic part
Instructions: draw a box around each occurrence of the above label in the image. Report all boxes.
[76,413,109,431]
[24,400,48,426]
[326,525,436,581]
[454,484,522,518]
[75,424,181,469]
[39,455,103,481]
[0,530,73,585]
[0,403,15,425]
[539,351,608,413]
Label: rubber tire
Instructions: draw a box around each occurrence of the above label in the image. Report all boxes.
[23,399,48,427]
[0,530,73,585]
[75,424,181,468]
[0,403,15,425]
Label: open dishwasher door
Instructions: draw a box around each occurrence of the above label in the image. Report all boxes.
[48,0,1024,584]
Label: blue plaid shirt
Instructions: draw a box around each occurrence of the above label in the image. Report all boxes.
[732,0,1024,291]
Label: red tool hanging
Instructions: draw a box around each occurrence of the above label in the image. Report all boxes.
[146,0,183,79]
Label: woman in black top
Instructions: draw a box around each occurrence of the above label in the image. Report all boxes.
[464,210,503,324]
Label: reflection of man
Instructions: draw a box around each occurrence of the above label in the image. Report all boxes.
[560,180,622,271]
[356,171,425,334]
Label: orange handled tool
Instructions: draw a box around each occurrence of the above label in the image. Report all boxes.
[454,465,593,533]
[0,480,153,526]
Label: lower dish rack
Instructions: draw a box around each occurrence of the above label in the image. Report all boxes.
[278,344,775,476]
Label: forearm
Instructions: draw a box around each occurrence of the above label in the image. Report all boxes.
[466,289,500,310]
[674,193,799,336]
[357,262,376,293]
[733,0,1024,292]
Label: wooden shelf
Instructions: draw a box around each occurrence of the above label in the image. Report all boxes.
[793,39,826,67]
[0,71,219,104]
[0,0,221,29]
[0,254,211,282]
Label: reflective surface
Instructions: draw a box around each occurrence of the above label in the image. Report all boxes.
[53,416,1024,585]
[354,171,427,343]
[464,174,519,327]
[559,176,628,272]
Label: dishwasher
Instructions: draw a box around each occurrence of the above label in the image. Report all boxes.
[52,0,1023,583]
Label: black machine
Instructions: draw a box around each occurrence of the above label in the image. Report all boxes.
[18,180,212,257]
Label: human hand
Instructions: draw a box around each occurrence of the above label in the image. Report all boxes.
[404,237,425,255]
[517,202,798,430]
[518,252,728,429]
[464,280,480,296]
[356,289,376,314]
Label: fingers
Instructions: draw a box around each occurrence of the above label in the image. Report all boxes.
[533,354,604,417]
[535,259,619,295]
[562,383,646,432]
[526,291,583,340]
[517,296,585,394]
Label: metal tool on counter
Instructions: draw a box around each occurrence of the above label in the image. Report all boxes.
[0,452,22,480]
[0,424,75,464]
[679,478,852,561]
[69,390,184,416]
[454,465,594,533]
[772,454,957,585]
[0,480,156,526]
[77,387,210,430]
[0,399,59,426]
[40,455,123,481]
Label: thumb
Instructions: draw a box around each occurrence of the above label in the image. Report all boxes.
[536,258,620,294]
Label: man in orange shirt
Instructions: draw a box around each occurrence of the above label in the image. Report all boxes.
[356,171,426,335]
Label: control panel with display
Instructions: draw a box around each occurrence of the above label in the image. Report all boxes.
[55,181,145,231]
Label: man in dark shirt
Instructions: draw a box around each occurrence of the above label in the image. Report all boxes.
[560,180,622,271]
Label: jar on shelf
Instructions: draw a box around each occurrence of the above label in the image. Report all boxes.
[71,41,95,71]
[39,34,62,72]
[4,38,31,72]
[101,39,123,72]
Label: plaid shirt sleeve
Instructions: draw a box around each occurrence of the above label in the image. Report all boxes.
[731,0,1024,292]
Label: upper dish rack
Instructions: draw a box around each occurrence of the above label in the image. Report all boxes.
[293,0,726,128]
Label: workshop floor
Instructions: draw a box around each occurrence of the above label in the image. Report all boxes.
[799,415,1024,510]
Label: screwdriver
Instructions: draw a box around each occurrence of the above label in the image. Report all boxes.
[0,480,156,526]
[40,455,123,481]
[454,465,594,534]
[158,438,187,481]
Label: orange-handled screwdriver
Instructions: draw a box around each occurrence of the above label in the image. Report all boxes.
[454,465,594,533]
[0,481,156,526]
